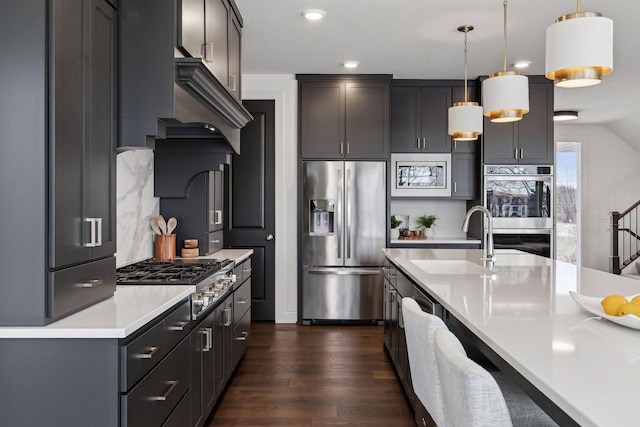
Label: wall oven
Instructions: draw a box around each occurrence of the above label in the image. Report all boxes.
[484,165,553,229]
[484,165,554,258]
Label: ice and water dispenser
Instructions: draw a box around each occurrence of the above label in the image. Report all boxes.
[309,199,334,235]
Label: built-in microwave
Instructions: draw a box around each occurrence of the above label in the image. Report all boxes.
[484,165,553,230]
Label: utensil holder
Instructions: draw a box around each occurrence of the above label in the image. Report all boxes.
[155,234,176,260]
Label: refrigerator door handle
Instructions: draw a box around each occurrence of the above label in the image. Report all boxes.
[336,167,343,260]
[346,167,352,259]
[307,268,381,276]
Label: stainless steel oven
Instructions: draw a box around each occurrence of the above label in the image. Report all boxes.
[484,165,553,230]
[493,229,553,259]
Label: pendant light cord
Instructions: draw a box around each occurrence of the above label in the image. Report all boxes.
[464,28,468,103]
[576,0,581,13]
[502,0,507,72]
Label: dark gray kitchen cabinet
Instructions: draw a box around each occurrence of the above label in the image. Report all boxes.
[214,295,234,396]
[191,311,216,427]
[482,78,554,165]
[298,75,391,159]
[0,0,116,326]
[452,152,477,199]
[177,0,241,99]
[160,170,225,255]
[391,84,452,153]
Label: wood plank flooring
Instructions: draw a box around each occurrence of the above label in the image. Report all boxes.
[206,323,415,426]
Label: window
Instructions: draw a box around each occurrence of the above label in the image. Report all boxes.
[555,142,580,265]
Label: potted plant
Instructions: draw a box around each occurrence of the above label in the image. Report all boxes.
[417,214,438,238]
[390,215,402,239]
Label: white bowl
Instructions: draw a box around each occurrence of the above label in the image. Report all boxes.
[570,291,640,330]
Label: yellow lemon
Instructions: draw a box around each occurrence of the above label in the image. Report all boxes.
[618,302,640,317]
[601,294,629,316]
[630,295,640,305]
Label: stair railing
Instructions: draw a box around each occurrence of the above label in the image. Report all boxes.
[610,200,640,274]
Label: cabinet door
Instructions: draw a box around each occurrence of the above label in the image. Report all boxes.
[345,81,389,158]
[214,298,233,397]
[51,0,89,267]
[451,153,476,199]
[204,0,229,87]
[86,0,116,259]
[208,170,224,232]
[177,0,205,58]
[228,10,241,100]
[299,82,345,159]
[420,87,452,153]
[390,86,421,152]
[482,119,517,164]
[517,84,554,165]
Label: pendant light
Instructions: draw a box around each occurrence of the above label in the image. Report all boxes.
[545,0,613,88]
[448,25,483,141]
[482,0,529,123]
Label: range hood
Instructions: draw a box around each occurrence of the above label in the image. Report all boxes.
[118,2,252,154]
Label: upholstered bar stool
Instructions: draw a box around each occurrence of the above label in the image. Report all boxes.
[434,327,557,427]
[401,297,447,426]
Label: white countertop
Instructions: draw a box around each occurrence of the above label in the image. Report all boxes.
[0,248,253,339]
[390,237,481,245]
[383,248,640,427]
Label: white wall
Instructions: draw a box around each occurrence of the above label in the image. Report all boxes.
[556,124,640,271]
[242,75,298,323]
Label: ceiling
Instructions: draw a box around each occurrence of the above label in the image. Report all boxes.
[234,0,640,125]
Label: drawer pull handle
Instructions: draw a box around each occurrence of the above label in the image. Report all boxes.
[80,279,103,288]
[203,328,212,352]
[224,308,232,327]
[152,381,179,401]
[237,297,249,304]
[236,331,249,341]
[139,346,160,359]
[168,321,189,331]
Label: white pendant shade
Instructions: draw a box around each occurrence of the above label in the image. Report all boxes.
[448,102,483,141]
[482,72,529,123]
[546,14,613,88]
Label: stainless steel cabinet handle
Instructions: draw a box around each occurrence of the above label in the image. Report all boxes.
[211,240,221,244]
[85,218,97,247]
[238,297,249,304]
[520,148,524,159]
[203,328,212,352]
[152,381,179,401]
[168,321,189,331]
[203,42,213,62]
[454,140,457,151]
[346,143,350,154]
[422,137,426,148]
[454,182,457,193]
[417,138,421,149]
[399,306,404,329]
[236,331,249,341]
[215,210,223,225]
[223,308,232,327]
[229,74,237,92]
[80,279,103,288]
[340,142,344,154]
[266,234,274,241]
[139,346,160,359]
[96,217,102,246]
[514,148,519,159]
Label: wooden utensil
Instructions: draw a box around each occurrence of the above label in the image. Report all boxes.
[150,216,162,234]
[157,215,167,234]
[167,217,177,234]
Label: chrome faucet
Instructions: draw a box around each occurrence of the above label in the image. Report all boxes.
[462,205,494,259]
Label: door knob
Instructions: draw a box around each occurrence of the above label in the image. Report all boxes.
[266,234,274,241]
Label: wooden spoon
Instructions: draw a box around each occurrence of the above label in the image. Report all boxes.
[167,217,177,235]
[150,216,162,234]
[157,215,167,234]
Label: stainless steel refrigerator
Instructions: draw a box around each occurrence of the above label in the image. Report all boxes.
[301,161,386,323]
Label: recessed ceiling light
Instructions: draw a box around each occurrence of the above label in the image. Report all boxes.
[342,61,359,69]
[553,110,579,121]
[303,9,326,20]
[514,61,531,69]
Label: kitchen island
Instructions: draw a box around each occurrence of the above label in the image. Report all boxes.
[384,248,640,427]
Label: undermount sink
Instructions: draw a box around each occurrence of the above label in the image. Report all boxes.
[410,259,495,276]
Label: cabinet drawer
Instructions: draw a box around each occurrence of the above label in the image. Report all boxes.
[233,258,251,284]
[121,320,166,392]
[207,230,223,254]
[232,310,250,368]
[122,336,190,427]
[164,300,190,350]
[162,389,191,427]
[233,278,251,324]
[48,256,116,320]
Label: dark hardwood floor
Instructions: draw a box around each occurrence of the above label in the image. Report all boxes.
[206,323,415,426]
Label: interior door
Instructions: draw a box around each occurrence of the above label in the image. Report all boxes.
[227,100,276,321]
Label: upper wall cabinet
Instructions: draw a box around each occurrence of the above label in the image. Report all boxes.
[481,77,554,165]
[177,0,242,100]
[298,75,391,159]
[391,83,452,153]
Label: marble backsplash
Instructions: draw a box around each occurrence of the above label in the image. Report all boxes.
[116,149,158,267]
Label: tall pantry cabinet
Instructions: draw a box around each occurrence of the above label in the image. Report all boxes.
[0,0,117,326]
